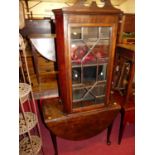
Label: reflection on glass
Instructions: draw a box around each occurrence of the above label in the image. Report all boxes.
[94,39,110,56]
[72,68,81,84]
[73,89,86,101]
[71,27,82,39]
[83,27,98,41]
[98,64,107,81]
[71,40,88,64]
[100,27,110,39]
[83,66,96,83]
[91,83,106,97]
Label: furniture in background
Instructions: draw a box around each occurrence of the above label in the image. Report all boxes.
[20,18,58,100]
[117,13,135,44]
[112,12,135,144]
[29,34,56,84]
[19,18,55,36]
[42,1,123,154]
[20,18,56,84]
[112,43,135,144]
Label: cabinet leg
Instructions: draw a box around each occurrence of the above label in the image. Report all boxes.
[107,123,113,145]
[118,112,126,144]
[50,132,58,155]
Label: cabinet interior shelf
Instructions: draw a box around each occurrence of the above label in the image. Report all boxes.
[72,80,106,89]
[71,38,110,41]
[72,59,108,68]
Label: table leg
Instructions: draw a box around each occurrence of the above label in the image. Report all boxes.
[107,122,113,145]
[118,111,125,144]
[50,132,58,155]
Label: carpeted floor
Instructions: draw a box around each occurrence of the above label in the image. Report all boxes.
[38,110,135,155]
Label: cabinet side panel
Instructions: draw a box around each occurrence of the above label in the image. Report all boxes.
[55,13,72,113]
[105,21,118,104]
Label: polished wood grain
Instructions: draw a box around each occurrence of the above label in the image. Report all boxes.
[117,13,135,43]
[42,98,120,140]
[54,11,72,113]
[123,14,135,33]
[19,18,55,37]
[68,15,118,24]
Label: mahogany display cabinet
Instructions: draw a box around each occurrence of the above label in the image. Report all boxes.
[42,1,123,154]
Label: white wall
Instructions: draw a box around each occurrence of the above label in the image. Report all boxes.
[118,0,135,13]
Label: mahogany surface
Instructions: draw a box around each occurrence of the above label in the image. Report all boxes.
[117,13,135,43]
[42,98,120,140]
[123,14,135,33]
[19,18,55,37]
[53,0,123,113]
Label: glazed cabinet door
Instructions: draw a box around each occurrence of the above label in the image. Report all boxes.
[68,25,116,111]
[53,0,122,114]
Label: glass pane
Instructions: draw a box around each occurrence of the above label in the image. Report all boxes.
[93,39,110,58]
[71,40,89,66]
[99,27,110,39]
[70,26,111,109]
[97,64,107,81]
[83,66,96,84]
[83,27,98,41]
[71,27,82,39]
[83,27,99,49]
[81,52,97,65]
[91,83,106,104]
[91,82,106,97]
[72,68,81,84]
[73,88,86,102]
